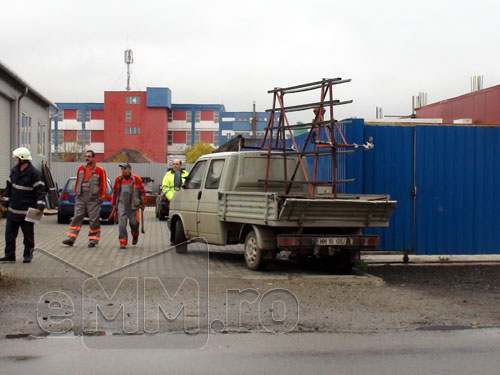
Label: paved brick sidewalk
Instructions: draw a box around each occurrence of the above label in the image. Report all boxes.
[0,208,346,279]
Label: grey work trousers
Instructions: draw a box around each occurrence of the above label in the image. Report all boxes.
[65,188,102,245]
[117,182,140,246]
[118,208,140,246]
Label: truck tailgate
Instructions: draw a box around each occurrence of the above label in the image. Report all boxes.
[278,198,396,227]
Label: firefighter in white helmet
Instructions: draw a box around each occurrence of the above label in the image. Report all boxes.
[0,147,46,263]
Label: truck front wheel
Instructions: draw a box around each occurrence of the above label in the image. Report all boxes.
[174,220,188,254]
[244,230,268,271]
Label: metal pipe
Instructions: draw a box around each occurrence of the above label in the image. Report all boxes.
[16,86,29,149]
[265,99,353,113]
[267,78,348,93]
[258,179,356,184]
[406,125,418,263]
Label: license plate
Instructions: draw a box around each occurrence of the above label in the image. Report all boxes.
[316,237,347,246]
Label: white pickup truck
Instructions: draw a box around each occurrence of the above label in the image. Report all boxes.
[168,151,396,271]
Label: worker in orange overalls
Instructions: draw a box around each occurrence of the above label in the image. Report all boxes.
[112,163,146,249]
[62,150,107,248]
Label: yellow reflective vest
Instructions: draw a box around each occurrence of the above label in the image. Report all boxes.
[161,169,189,200]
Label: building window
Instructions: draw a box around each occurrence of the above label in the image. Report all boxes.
[168,131,173,145]
[21,113,32,148]
[186,111,192,122]
[50,108,64,121]
[213,131,219,146]
[195,111,200,123]
[37,122,46,155]
[186,130,192,145]
[195,131,200,143]
[235,117,250,121]
[27,116,32,147]
[125,110,132,123]
[234,131,252,137]
[126,96,140,104]
[51,130,64,144]
[77,110,90,122]
[168,110,173,122]
[126,127,140,135]
[214,111,219,123]
[77,130,91,144]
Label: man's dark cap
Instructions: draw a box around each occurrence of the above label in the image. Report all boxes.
[119,162,131,169]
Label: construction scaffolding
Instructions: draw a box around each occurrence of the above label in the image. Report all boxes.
[259,78,365,198]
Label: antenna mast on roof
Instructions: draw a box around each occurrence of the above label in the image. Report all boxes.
[124,49,134,91]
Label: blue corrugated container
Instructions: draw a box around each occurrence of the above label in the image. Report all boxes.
[351,121,500,255]
[414,125,500,254]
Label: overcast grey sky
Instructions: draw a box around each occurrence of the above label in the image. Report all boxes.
[2,0,499,122]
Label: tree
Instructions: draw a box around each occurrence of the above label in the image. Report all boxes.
[185,142,215,163]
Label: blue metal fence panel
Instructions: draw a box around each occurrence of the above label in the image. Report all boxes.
[351,122,500,254]
[361,124,414,251]
[415,125,500,254]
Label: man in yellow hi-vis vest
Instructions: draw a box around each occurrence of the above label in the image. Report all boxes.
[161,160,188,201]
[161,159,188,244]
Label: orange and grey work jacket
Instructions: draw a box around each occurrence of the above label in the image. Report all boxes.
[111,174,146,210]
[74,164,107,200]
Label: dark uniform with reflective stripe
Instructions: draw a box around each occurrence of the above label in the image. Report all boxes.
[1,162,46,261]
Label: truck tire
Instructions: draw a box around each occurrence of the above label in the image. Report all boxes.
[244,230,268,271]
[174,220,188,254]
[329,249,353,274]
[159,210,167,221]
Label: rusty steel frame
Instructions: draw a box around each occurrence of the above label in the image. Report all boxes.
[259,78,355,198]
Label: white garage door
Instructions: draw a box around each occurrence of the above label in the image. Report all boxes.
[0,94,11,188]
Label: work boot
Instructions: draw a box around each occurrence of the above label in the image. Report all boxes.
[132,236,138,245]
[120,245,127,250]
[88,243,96,248]
[62,240,74,247]
[0,256,15,262]
[23,249,33,263]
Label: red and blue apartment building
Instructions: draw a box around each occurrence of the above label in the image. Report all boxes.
[52,87,225,163]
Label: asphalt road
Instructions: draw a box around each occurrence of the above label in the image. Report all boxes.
[0,329,499,374]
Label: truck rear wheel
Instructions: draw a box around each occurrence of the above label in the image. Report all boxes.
[174,220,188,254]
[244,230,267,271]
[329,249,354,274]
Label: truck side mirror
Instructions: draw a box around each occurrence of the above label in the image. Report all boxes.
[174,170,182,191]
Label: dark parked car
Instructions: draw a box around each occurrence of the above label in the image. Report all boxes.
[155,193,169,221]
[57,177,114,224]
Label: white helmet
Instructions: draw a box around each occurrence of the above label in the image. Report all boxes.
[12,147,32,161]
